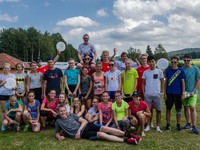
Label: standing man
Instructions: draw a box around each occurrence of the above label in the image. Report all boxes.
[77,34,97,70]
[164,56,185,131]
[182,54,200,134]
[43,57,63,97]
[142,56,164,132]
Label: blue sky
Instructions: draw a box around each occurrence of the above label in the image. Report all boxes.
[1,0,200,56]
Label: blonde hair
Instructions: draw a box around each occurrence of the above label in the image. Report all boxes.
[3,63,11,69]
[59,93,69,105]
[124,59,132,80]
[102,50,109,55]
[8,95,18,110]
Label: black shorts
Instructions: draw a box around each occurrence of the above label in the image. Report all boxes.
[30,88,42,103]
[123,94,132,103]
[40,111,57,121]
[81,123,101,140]
[0,95,10,101]
[165,94,182,110]
[65,85,78,96]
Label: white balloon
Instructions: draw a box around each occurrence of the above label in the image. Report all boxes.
[56,42,66,51]
[157,58,169,70]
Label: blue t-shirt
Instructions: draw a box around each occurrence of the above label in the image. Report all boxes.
[182,66,200,94]
[24,100,40,119]
[64,68,80,85]
[166,67,185,94]
[4,100,21,117]
[43,68,63,95]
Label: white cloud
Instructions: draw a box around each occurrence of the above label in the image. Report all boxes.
[97,8,108,17]
[44,1,50,6]
[56,16,98,27]
[0,13,18,22]
[0,0,19,2]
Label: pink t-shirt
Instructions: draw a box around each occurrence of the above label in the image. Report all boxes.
[128,101,148,116]
[42,97,59,116]
[98,102,112,124]
[93,71,105,95]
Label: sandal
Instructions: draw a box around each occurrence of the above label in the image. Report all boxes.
[16,125,20,132]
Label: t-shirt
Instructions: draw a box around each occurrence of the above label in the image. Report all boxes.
[28,72,43,89]
[55,114,81,138]
[136,66,150,93]
[166,68,186,94]
[93,72,105,95]
[43,68,63,95]
[121,69,138,94]
[80,76,92,95]
[37,65,49,75]
[88,107,99,116]
[78,43,96,59]
[98,102,112,124]
[102,61,110,72]
[111,100,129,121]
[24,100,40,119]
[42,97,59,116]
[128,100,148,116]
[182,65,200,94]
[64,68,80,85]
[15,72,27,93]
[115,60,138,71]
[104,70,121,91]
[142,68,164,94]
[0,73,16,95]
[4,100,21,117]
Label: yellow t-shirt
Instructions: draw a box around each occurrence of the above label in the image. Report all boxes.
[121,69,138,94]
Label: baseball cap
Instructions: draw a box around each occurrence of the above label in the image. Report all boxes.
[36,58,42,63]
[47,56,54,61]
[132,91,141,97]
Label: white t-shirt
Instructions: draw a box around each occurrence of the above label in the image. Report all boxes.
[104,70,121,91]
[115,60,138,71]
[88,107,99,116]
[78,43,96,59]
[142,68,164,94]
[0,73,16,95]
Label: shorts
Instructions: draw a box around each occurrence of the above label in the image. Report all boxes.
[108,91,116,99]
[165,94,182,110]
[182,94,197,107]
[123,94,132,103]
[144,93,162,111]
[40,111,56,121]
[30,88,42,103]
[81,123,101,140]
[65,85,78,97]
[0,95,10,101]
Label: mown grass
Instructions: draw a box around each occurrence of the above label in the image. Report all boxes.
[1,90,200,150]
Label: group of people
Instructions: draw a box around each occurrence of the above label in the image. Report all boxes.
[0,34,199,145]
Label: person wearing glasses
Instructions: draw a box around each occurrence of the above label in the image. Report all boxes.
[77,34,97,71]
[182,54,200,134]
[104,60,121,101]
[164,56,185,131]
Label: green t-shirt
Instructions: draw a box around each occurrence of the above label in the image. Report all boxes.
[112,100,129,121]
[121,69,138,94]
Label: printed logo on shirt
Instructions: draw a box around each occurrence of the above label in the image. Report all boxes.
[168,70,181,86]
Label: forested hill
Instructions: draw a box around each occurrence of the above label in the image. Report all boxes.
[168,48,200,59]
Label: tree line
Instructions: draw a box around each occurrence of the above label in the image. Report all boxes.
[0,27,78,62]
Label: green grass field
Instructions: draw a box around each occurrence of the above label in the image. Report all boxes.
[1,91,200,150]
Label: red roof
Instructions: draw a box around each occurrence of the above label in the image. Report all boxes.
[0,53,29,68]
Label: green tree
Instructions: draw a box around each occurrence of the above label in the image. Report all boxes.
[146,45,153,56]
[127,47,141,61]
[154,44,168,60]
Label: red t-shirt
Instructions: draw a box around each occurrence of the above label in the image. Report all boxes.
[136,66,150,93]
[37,65,49,75]
[102,61,110,73]
[42,97,59,116]
[128,101,148,116]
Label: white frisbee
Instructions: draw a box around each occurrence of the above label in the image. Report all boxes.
[56,41,66,51]
[4,78,16,90]
[157,58,169,70]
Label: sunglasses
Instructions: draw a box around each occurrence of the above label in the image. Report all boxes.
[109,64,114,66]
[83,38,89,40]
[84,58,90,60]
[184,59,191,62]
[171,61,178,64]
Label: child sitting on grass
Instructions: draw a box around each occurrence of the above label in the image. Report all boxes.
[85,98,99,123]
[2,95,22,132]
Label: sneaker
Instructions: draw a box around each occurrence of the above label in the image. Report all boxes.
[165,125,171,131]
[1,125,6,132]
[130,134,142,143]
[144,125,150,131]
[23,125,29,132]
[182,124,192,130]
[176,125,181,131]
[156,126,162,133]
[192,127,199,134]
[127,138,137,145]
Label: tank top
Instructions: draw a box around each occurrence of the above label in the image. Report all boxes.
[93,71,105,95]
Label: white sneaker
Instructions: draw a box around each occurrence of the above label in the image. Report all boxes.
[156,126,162,133]
[144,125,150,131]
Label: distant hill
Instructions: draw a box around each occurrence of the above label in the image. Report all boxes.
[168,48,200,57]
